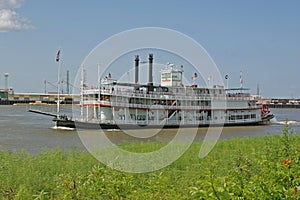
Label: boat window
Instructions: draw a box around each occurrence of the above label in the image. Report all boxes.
[244,115,250,119]
[236,115,243,120]
[229,116,235,120]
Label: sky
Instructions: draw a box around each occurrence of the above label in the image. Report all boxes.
[0,0,299,98]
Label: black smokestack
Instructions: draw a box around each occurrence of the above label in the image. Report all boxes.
[135,55,139,84]
[148,54,153,86]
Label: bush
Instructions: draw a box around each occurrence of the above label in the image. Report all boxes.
[0,123,300,199]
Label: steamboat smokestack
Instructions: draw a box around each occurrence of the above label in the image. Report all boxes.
[135,55,139,84]
[148,54,153,86]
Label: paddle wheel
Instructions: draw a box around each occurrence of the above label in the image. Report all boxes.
[261,104,274,123]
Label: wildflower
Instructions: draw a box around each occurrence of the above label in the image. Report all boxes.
[283,157,293,167]
[284,159,289,167]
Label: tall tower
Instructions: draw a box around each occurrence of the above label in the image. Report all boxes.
[4,73,9,91]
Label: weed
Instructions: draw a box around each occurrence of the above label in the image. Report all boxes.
[0,125,300,199]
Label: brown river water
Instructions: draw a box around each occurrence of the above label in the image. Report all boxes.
[0,105,299,154]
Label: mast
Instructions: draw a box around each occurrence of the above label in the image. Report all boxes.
[80,65,85,119]
[98,64,101,122]
[56,49,61,116]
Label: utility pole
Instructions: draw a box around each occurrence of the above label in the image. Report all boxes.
[44,80,47,94]
[66,70,70,94]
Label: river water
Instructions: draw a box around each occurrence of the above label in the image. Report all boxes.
[0,105,300,154]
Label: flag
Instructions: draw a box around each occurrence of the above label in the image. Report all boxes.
[208,75,212,81]
[192,72,198,81]
[240,71,243,87]
[56,50,60,62]
[225,74,228,79]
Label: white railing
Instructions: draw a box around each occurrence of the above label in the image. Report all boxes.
[81,99,260,110]
[81,88,255,105]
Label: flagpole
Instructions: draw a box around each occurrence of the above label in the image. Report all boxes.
[97,64,100,85]
[240,70,243,93]
[240,71,243,88]
[56,49,61,117]
[226,77,229,89]
[97,64,101,122]
[225,74,229,89]
[208,75,212,88]
[57,59,61,116]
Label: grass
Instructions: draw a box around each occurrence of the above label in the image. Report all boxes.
[1,123,300,199]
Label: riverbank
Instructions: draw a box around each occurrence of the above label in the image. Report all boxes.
[1,124,299,199]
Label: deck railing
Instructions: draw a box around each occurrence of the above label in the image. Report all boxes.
[80,100,260,110]
[82,88,253,102]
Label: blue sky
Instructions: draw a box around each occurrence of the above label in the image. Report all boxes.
[0,0,299,98]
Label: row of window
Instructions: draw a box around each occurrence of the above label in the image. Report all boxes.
[126,98,212,107]
[229,114,256,120]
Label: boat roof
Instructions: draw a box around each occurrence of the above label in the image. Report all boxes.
[226,87,250,91]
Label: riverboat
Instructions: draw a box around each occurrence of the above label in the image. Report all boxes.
[52,54,274,129]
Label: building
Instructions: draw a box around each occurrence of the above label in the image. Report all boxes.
[0,90,79,105]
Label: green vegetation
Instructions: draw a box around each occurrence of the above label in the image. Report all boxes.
[1,123,300,199]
